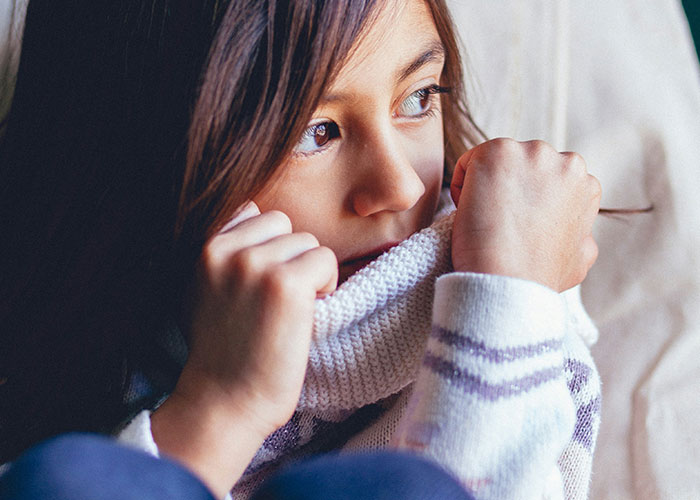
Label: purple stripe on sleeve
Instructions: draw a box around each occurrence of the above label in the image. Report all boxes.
[574,396,601,451]
[422,353,563,401]
[430,325,562,362]
[564,358,592,394]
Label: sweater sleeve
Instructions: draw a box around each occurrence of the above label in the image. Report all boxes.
[116,410,160,457]
[391,272,597,500]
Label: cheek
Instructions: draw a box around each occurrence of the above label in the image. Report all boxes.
[420,155,445,218]
[251,165,342,243]
[417,121,447,224]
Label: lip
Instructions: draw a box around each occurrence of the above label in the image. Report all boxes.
[339,241,402,279]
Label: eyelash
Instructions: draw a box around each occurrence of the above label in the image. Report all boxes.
[293,84,451,158]
[398,84,451,120]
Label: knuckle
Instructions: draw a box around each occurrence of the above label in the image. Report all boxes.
[523,140,556,173]
[200,239,229,276]
[229,247,263,279]
[489,137,517,149]
[472,138,518,174]
[487,137,520,158]
[563,151,587,176]
[200,240,220,268]
[526,139,554,156]
[260,268,296,299]
[564,151,585,165]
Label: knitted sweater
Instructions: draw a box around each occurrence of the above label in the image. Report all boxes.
[119,204,601,500]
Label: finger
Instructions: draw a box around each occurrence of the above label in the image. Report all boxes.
[243,232,322,267]
[450,149,474,207]
[280,246,339,297]
[211,233,330,293]
[205,233,323,289]
[219,200,261,234]
[207,210,293,259]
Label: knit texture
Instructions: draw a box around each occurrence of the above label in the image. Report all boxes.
[299,200,455,412]
[392,273,600,500]
[118,196,601,500]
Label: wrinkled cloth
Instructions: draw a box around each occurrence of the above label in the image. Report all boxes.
[0,434,216,500]
[120,205,600,500]
[448,1,700,498]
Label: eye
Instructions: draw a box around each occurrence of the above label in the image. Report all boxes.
[396,85,451,118]
[294,121,341,155]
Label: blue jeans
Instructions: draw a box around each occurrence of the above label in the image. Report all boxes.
[0,434,474,500]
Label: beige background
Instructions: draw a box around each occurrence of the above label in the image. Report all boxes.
[3,1,700,498]
[448,1,700,498]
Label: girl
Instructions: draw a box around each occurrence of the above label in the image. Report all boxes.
[0,0,601,499]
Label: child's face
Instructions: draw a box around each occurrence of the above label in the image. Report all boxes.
[254,0,445,282]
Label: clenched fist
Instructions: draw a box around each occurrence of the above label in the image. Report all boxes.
[450,138,601,292]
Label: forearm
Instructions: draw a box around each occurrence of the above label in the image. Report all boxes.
[393,272,576,500]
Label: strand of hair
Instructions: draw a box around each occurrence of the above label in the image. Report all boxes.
[598,205,654,221]
[599,206,654,214]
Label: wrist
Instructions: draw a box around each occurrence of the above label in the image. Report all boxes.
[452,252,560,292]
[151,365,273,499]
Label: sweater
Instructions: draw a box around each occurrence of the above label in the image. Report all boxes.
[118,198,601,500]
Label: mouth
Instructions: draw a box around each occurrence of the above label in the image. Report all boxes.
[338,241,402,282]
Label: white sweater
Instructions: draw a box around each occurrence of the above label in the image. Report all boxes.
[119,208,600,500]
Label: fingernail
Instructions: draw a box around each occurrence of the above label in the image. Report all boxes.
[220,201,261,233]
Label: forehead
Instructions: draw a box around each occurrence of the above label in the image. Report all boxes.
[329,0,442,90]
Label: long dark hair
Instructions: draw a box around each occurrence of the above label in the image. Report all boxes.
[0,0,480,461]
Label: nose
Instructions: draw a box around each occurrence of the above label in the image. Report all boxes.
[350,136,425,217]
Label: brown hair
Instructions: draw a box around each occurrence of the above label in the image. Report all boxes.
[176,0,378,250]
[175,0,483,252]
[0,0,480,462]
[425,0,486,174]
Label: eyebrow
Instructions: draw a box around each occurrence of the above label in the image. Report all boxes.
[395,40,446,84]
[321,40,446,104]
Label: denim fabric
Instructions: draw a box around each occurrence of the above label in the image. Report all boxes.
[0,434,215,500]
[0,434,474,500]
[251,450,475,500]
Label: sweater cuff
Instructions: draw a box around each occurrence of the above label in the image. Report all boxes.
[433,272,567,346]
[395,272,575,499]
[116,410,160,458]
[428,272,569,402]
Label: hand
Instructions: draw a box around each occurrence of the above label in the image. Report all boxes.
[181,203,337,432]
[450,138,601,292]
[152,202,337,498]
